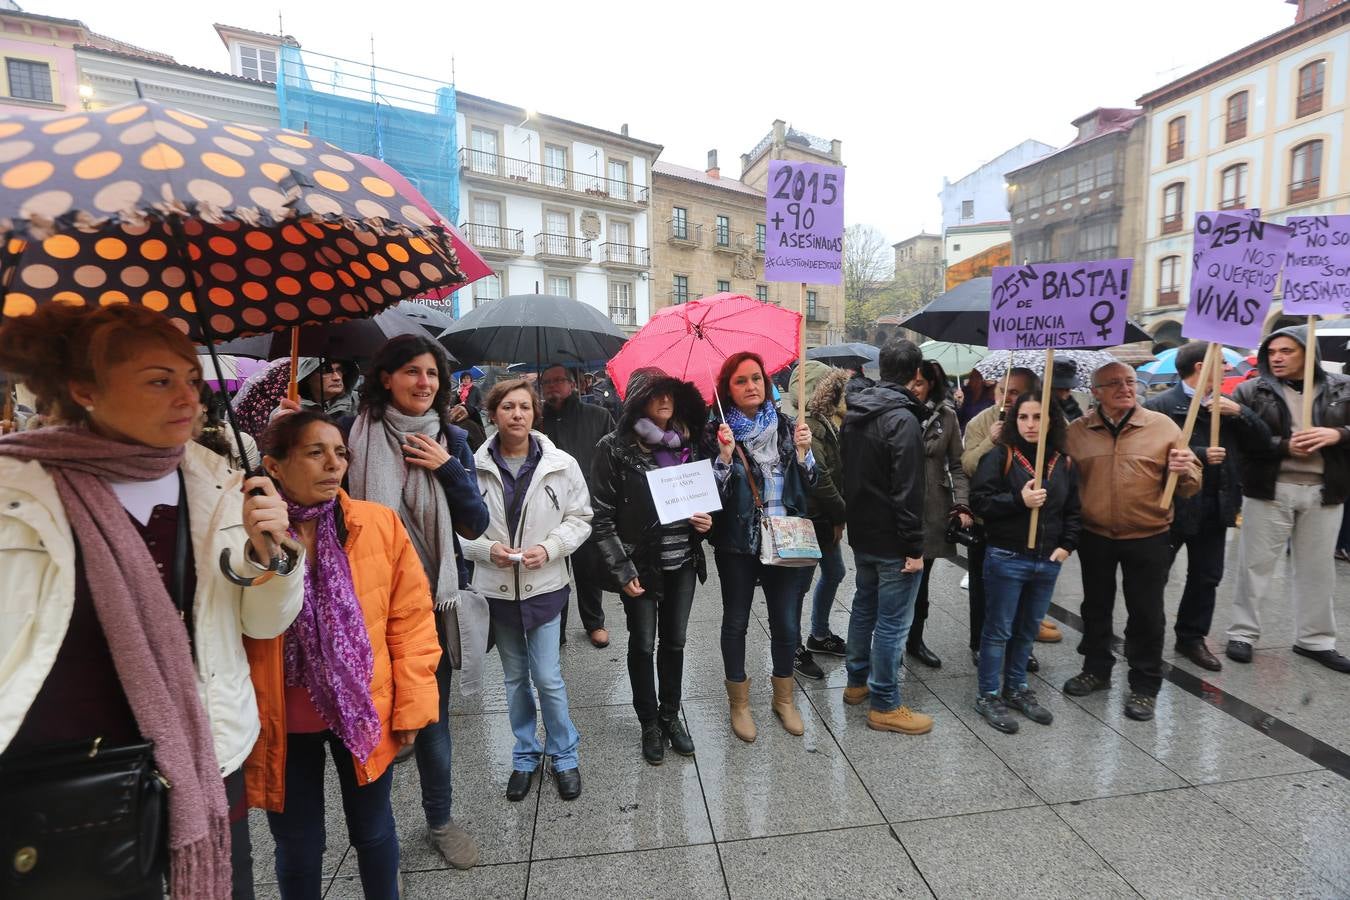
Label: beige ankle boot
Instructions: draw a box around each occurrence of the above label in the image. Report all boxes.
[725,677,756,742]
[771,675,805,735]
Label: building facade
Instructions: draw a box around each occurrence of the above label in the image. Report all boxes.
[1006,108,1147,313]
[890,231,945,312]
[75,44,278,126]
[455,93,660,332]
[1135,0,1350,347]
[939,139,1055,236]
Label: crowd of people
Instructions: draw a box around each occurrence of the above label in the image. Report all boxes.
[1,302,1347,899]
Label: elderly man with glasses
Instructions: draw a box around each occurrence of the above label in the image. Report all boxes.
[1062,362,1202,721]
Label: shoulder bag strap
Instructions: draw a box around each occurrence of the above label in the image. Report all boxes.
[733,444,765,511]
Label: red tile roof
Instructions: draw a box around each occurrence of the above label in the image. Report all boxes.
[652,161,764,198]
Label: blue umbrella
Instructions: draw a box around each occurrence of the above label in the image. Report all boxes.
[453,366,486,380]
[1139,346,1252,385]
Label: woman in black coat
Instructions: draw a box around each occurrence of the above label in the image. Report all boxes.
[591,370,711,765]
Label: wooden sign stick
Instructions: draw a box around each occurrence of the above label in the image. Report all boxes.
[1161,342,1218,508]
[1209,343,1223,448]
[287,326,301,404]
[1026,348,1056,549]
[797,283,808,418]
[1301,317,1317,429]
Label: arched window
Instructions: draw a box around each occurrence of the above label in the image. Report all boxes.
[1290,140,1323,203]
[1166,117,1186,162]
[1220,163,1248,209]
[1161,182,1185,234]
[1225,91,1248,142]
[1297,60,1325,117]
[1158,255,1181,305]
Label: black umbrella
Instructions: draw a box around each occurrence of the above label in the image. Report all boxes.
[394,301,457,337]
[439,293,626,367]
[215,306,436,361]
[807,342,879,368]
[899,277,1152,346]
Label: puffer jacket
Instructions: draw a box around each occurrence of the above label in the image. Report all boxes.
[591,374,709,591]
[971,443,1081,558]
[462,432,593,600]
[244,491,441,809]
[918,401,969,560]
[840,380,927,560]
[782,361,849,545]
[1233,325,1350,506]
[0,442,304,776]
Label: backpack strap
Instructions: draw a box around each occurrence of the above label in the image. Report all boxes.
[1002,445,1013,477]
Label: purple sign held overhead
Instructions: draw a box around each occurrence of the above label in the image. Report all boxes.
[1184,213,1293,347]
[764,160,844,285]
[988,259,1134,351]
[1283,215,1350,315]
[1194,209,1259,271]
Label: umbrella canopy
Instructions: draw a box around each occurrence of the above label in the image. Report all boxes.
[196,352,267,390]
[974,349,1120,391]
[439,293,626,368]
[0,100,465,341]
[806,341,878,368]
[1138,345,1253,385]
[918,340,988,374]
[393,300,456,336]
[899,276,1152,346]
[216,305,435,361]
[606,292,802,402]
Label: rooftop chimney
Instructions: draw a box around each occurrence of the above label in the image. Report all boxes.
[707,149,719,178]
[830,139,842,163]
[621,123,629,136]
[1293,0,1343,21]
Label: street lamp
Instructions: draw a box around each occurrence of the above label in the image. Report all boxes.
[77,82,93,109]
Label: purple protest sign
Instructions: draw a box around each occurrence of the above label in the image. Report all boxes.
[1183,213,1293,347]
[764,160,844,285]
[1194,209,1259,271]
[1283,215,1350,315]
[988,259,1134,351]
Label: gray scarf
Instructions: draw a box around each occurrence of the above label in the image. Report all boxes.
[348,407,458,608]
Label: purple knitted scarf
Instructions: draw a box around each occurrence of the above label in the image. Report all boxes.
[284,496,381,762]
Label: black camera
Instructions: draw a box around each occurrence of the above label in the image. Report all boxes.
[944,507,983,548]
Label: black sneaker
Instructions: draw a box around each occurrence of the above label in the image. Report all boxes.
[1026,653,1040,673]
[1124,692,1156,721]
[1003,686,1053,725]
[974,693,1020,733]
[1062,672,1110,696]
[660,714,695,756]
[640,723,664,765]
[794,645,824,680]
[805,632,847,657]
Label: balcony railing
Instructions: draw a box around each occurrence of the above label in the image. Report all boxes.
[1218,196,1247,211]
[807,306,830,323]
[1225,118,1247,143]
[1157,288,1180,306]
[460,147,649,204]
[609,306,636,327]
[1166,141,1184,163]
[1161,213,1184,235]
[1289,178,1321,204]
[534,232,592,262]
[712,229,743,253]
[598,243,650,268]
[459,222,524,256]
[668,289,690,305]
[1297,90,1322,118]
[666,219,701,246]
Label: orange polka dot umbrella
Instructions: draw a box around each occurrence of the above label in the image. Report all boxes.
[0,99,465,340]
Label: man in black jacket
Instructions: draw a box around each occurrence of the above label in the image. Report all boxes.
[840,339,933,736]
[1226,326,1350,673]
[540,365,617,647]
[1145,341,1271,671]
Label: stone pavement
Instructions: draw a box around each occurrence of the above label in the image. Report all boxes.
[250,540,1350,899]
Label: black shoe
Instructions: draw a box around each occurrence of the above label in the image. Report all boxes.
[1124,692,1156,721]
[794,645,825,679]
[974,693,1020,733]
[907,642,942,669]
[970,649,980,666]
[640,723,665,765]
[1003,686,1053,725]
[1226,640,1253,664]
[1292,645,1350,673]
[1026,653,1040,673]
[660,714,695,756]
[505,768,535,802]
[1177,640,1222,672]
[555,767,581,801]
[805,632,847,657]
[1062,671,1110,696]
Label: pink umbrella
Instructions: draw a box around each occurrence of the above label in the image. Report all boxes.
[351,154,494,298]
[606,292,802,404]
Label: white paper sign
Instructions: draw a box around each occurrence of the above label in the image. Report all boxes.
[644,458,723,525]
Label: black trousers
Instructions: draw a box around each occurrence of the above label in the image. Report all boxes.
[1168,523,1228,646]
[1077,531,1171,696]
[561,538,607,635]
[907,558,935,650]
[967,541,987,651]
[622,563,697,723]
[226,767,254,900]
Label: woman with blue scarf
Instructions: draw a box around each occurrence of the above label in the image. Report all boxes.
[702,352,815,743]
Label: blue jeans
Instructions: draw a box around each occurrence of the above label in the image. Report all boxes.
[413,622,454,829]
[811,540,846,638]
[493,613,580,772]
[267,731,399,900]
[846,552,921,712]
[715,551,801,680]
[978,546,1062,695]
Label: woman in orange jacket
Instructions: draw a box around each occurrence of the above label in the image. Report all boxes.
[245,409,442,900]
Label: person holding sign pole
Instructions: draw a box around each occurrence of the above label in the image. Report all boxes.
[1225,327,1350,673]
[702,352,816,742]
[1062,362,1201,720]
[590,369,711,764]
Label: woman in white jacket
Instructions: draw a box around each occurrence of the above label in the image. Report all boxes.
[462,377,592,804]
[0,303,303,900]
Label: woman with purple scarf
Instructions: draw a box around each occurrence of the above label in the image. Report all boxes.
[0,304,304,900]
[245,409,442,899]
[591,369,712,765]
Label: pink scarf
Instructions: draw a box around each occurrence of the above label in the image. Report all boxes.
[0,427,232,900]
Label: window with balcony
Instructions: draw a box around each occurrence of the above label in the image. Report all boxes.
[544,144,568,188]
[672,274,689,305]
[717,280,730,294]
[608,281,635,326]
[607,159,631,201]
[756,284,768,302]
[806,290,818,319]
[960,200,974,219]
[1225,91,1248,142]
[6,58,52,103]
[715,215,730,247]
[1289,140,1323,203]
[1158,255,1180,305]
[1297,59,1324,118]
[671,206,688,240]
[1166,117,1185,163]
[1161,182,1185,234]
[237,45,278,82]
[473,272,502,307]
[468,126,500,175]
[756,223,766,252]
[1219,163,1247,210]
[547,274,573,298]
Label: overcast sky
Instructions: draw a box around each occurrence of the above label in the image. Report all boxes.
[39,0,1295,248]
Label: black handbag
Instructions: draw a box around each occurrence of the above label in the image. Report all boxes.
[0,738,168,898]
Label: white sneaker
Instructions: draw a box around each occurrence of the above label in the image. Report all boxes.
[959,574,969,590]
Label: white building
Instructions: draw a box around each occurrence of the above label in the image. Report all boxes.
[938,139,1055,265]
[456,92,662,332]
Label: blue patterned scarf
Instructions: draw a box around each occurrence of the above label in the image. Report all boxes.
[725,403,780,481]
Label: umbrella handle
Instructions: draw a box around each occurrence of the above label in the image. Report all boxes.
[218,528,302,587]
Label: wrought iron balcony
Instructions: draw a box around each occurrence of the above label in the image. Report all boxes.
[460,147,649,205]
[712,229,743,253]
[1161,214,1184,235]
[534,232,592,263]
[666,218,701,246]
[599,243,650,269]
[807,305,830,323]
[1289,178,1321,204]
[459,222,524,257]
[609,305,636,327]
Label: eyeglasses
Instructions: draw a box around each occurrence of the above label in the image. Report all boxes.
[1093,378,1137,391]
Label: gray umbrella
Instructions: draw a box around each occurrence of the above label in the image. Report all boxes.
[806,342,879,368]
[213,306,433,361]
[439,293,626,367]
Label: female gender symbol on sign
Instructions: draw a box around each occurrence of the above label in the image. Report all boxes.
[1090,300,1117,343]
